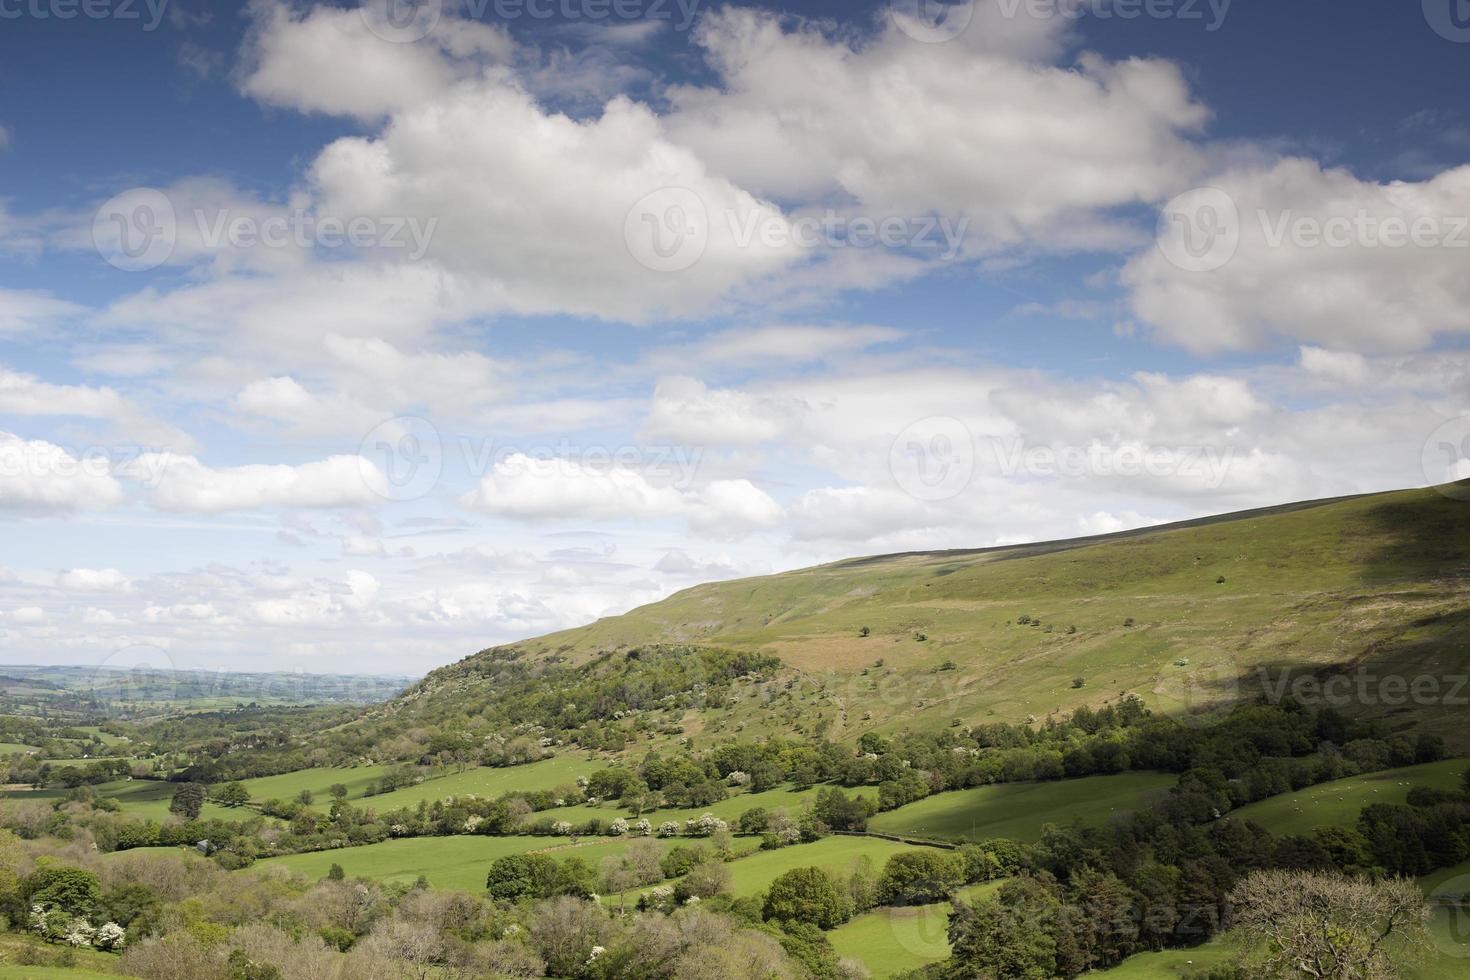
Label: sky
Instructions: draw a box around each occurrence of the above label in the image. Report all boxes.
[0,0,1468,677]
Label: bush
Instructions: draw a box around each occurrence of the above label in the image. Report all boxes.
[876,851,963,905]
[762,867,851,929]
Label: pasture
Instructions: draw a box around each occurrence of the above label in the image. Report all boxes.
[1228,759,1466,838]
[868,772,1175,843]
[829,881,1003,977]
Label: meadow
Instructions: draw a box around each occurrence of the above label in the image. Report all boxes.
[238,754,607,810]
[538,784,822,829]
[828,881,1003,977]
[1,779,264,825]
[868,771,1175,843]
[1228,759,1467,837]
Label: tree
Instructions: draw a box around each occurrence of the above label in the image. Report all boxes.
[329,783,349,800]
[762,867,851,929]
[876,850,963,905]
[949,881,1060,980]
[25,864,102,918]
[1229,869,1430,979]
[169,783,205,821]
[214,782,249,807]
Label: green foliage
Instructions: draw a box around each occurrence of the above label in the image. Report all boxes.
[169,782,206,820]
[876,850,963,905]
[762,867,851,930]
[24,864,101,918]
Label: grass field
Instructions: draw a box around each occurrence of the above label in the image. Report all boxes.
[718,836,930,899]
[257,834,650,892]
[238,755,607,810]
[1097,943,1235,978]
[829,881,1003,977]
[541,784,822,829]
[1228,759,1467,838]
[356,756,609,811]
[1,779,264,825]
[487,487,1470,747]
[868,772,1175,843]
[0,743,40,756]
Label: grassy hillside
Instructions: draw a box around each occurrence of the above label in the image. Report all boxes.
[419,486,1470,747]
[1229,758,1466,837]
[867,771,1175,843]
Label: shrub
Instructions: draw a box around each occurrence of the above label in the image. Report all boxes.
[762,867,851,929]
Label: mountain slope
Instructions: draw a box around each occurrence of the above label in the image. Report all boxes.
[445,485,1470,747]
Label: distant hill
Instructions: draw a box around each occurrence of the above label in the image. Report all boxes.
[413,484,1470,748]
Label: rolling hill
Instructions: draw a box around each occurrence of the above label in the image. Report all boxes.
[394,484,1470,749]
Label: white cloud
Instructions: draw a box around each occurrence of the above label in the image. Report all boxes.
[0,365,131,418]
[665,7,1207,249]
[644,376,799,445]
[125,453,390,512]
[241,1,513,120]
[0,433,125,512]
[0,289,81,334]
[461,452,781,535]
[10,606,45,624]
[56,568,133,593]
[1125,159,1470,352]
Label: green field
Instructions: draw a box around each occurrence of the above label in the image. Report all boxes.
[541,784,822,829]
[1097,943,1235,978]
[1229,759,1467,838]
[829,881,1003,977]
[356,756,608,811]
[0,743,40,756]
[257,834,649,892]
[1,779,264,825]
[238,755,606,811]
[717,836,931,899]
[869,772,1175,843]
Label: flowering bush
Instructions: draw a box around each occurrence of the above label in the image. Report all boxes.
[657,821,679,838]
[94,921,127,951]
[608,818,629,836]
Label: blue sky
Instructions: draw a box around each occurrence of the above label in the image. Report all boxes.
[1,0,1468,675]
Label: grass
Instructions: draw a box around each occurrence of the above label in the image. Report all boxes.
[540,784,822,829]
[719,836,930,899]
[257,835,641,892]
[1228,759,1467,838]
[356,756,608,811]
[829,881,1002,978]
[238,755,607,810]
[0,743,40,756]
[1,779,264,825]
[478,487,1470,748]
[868,772,1176,843]
[1095,943,1235,978]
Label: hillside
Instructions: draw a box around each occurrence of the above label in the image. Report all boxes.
[404,485,1470,748]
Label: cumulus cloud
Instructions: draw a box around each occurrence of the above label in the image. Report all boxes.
[241,1,514,120]
[0,433,125,512]
[665,6,1207,249]
[1125,159,1470,352]
[461,453,781,535]
[56,568,133,593]
[124,453,390,512]
[644,376,800,445]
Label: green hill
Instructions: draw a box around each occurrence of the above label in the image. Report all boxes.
[393,485,1470,749]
